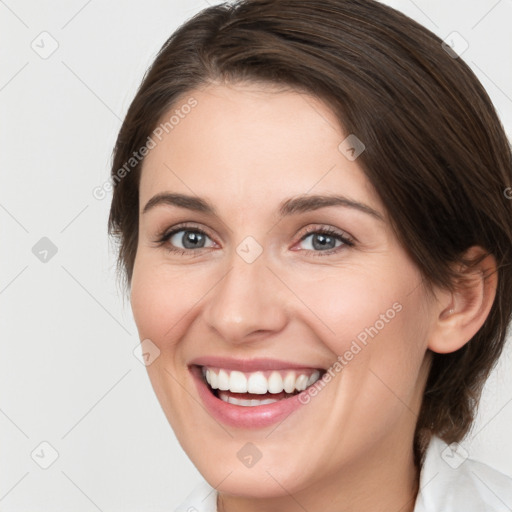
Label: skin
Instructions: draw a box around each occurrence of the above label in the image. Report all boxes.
[130,82,497,512]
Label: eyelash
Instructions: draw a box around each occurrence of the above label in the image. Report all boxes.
[294,225,354,256]
[155,223,354,257]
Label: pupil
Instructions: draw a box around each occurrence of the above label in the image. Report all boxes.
[183,231,204,249]
[313,234,335,250]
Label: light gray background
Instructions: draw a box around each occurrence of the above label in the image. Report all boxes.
[1,0,511,510]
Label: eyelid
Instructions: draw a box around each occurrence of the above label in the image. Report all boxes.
[296,224,355,245]
[155,222,355,256]
[157,222,216,243]
[291,224,354,256]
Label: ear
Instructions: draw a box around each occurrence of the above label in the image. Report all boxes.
[427,246,498,354]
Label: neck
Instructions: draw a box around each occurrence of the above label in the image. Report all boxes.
[218,433,420,512]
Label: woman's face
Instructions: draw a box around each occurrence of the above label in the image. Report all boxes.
[131,82,436,500]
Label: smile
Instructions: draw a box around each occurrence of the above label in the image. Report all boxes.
[189,358,328,428]
[202,367,322,406]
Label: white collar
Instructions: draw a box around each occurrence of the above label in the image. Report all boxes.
[414,435,512,511]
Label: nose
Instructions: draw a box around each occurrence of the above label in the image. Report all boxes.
[202,251,289,344]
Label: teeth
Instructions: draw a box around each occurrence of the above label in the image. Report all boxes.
[283,372,296,393]
[229,371,247,393]
[295,374,309,391]
[218,369,230,390]
[209,370,218,389]
[268,371,283,394]
[247,372,268,394]
[307,371,320,386]
[218,391,279,406]
[204,367,322,394]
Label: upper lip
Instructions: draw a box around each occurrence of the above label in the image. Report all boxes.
[189,356,325,372]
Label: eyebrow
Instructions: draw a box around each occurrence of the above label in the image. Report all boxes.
[142,192,384,221]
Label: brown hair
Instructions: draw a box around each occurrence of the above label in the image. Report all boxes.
[108,0,512,467]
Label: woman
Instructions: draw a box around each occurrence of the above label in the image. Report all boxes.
[108,0,512,510]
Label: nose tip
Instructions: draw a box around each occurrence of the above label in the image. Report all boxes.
[202,259,289,344]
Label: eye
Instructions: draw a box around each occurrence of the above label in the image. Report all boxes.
[155,224,354,257]
[296,226,354,255]
[158,225,216,254]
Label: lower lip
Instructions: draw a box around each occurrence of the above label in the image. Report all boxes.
[190,366,310,429]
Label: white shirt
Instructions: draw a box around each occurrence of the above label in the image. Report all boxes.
[174,435,512,511]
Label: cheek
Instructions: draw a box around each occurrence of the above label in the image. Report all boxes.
[295,275,429,453]
[130,256,204,349]
[296,264,429,397]
[293,268,410,353]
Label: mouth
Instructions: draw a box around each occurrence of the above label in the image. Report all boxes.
[199,366,325,407]
[188,357,330,428]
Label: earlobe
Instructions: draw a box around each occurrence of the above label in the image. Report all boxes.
[427,247,498,354]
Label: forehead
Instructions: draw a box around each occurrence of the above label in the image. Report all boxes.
[139,82,383,214]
